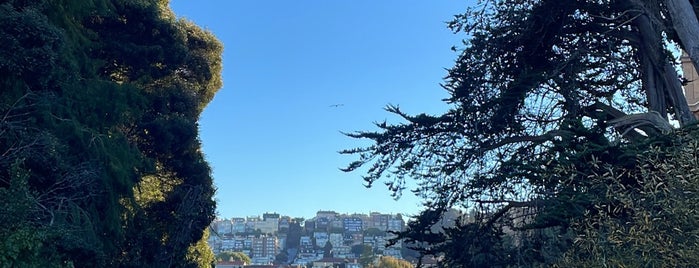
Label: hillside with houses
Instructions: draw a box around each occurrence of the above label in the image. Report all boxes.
[208,211,417,267]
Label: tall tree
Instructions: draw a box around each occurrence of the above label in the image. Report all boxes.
[0,0,222,267]
[343,0,699,266]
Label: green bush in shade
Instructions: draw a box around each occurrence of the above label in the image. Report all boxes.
[0,0,222,267]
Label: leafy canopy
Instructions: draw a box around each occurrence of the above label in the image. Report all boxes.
[0,0,222,267]
[343,0,699,266]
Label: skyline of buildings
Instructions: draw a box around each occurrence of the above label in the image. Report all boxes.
[209,210,408,266]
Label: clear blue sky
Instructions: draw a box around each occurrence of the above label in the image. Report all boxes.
[169,1,467,220]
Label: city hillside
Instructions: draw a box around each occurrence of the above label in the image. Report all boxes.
[209,210,451,267]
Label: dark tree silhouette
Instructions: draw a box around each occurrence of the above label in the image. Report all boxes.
[343,0,699,266]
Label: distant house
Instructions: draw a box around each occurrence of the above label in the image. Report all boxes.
[216,262,303,268]
[313,232,329,248]
[216,260,246,268]
[342,218,363,233]
[216,219,233,235]
[417,256,440,268]
[311,257,359,268]
[244,265,304,268]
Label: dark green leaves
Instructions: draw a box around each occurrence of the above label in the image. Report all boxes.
[0,0,222,267]
[343,0,699,266]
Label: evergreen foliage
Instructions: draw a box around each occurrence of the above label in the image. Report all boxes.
[343,0,699,266]
[554,127,699,267]
[0,0,221,267]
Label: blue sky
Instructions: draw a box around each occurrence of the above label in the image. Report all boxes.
[169,1,466,219]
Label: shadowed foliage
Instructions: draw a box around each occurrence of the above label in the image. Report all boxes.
[0,0,221,267]
[343,0,699,266]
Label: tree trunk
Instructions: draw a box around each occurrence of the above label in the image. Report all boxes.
[665,0,699,73]
[664,0,699,125]
[631,1,696,126]
[663,62,695,125]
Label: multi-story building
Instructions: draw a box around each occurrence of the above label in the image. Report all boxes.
[263,212,280,221]
[216,219,233,235]
[345,233,363,246]
[300,236,312,248]
[363,236,376,249]
[243,236,253,249]
[304,219,316,232]
[330,219,343,230]
[243,214,279,234]
[254,219,278,234]
[387,214,404,232]
[351,214,370,230]
[342,217,363,233]
[265,235,279,254]
[230,217,246,234]
[313,232,329,248]
[251,235,279,259]
[294,249,323,266]
[315,217,330,230]
[221,239,235,251]
[217,235,256,253]
[369,212,390,231]
[328,233,343,248]
[279,216,291,232]
[316,210,338,220]
[332,245,352,258]
[246,216,260,232]
[232,239,245,251]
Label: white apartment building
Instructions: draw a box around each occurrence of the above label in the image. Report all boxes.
[251,235,278,259]
[313,232,329,247]
[231,217,246,234]
[216,219,233,235]
[300,236,312,248]
[329,233,343,248]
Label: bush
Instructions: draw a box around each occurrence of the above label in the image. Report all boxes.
[555,128,699,267]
